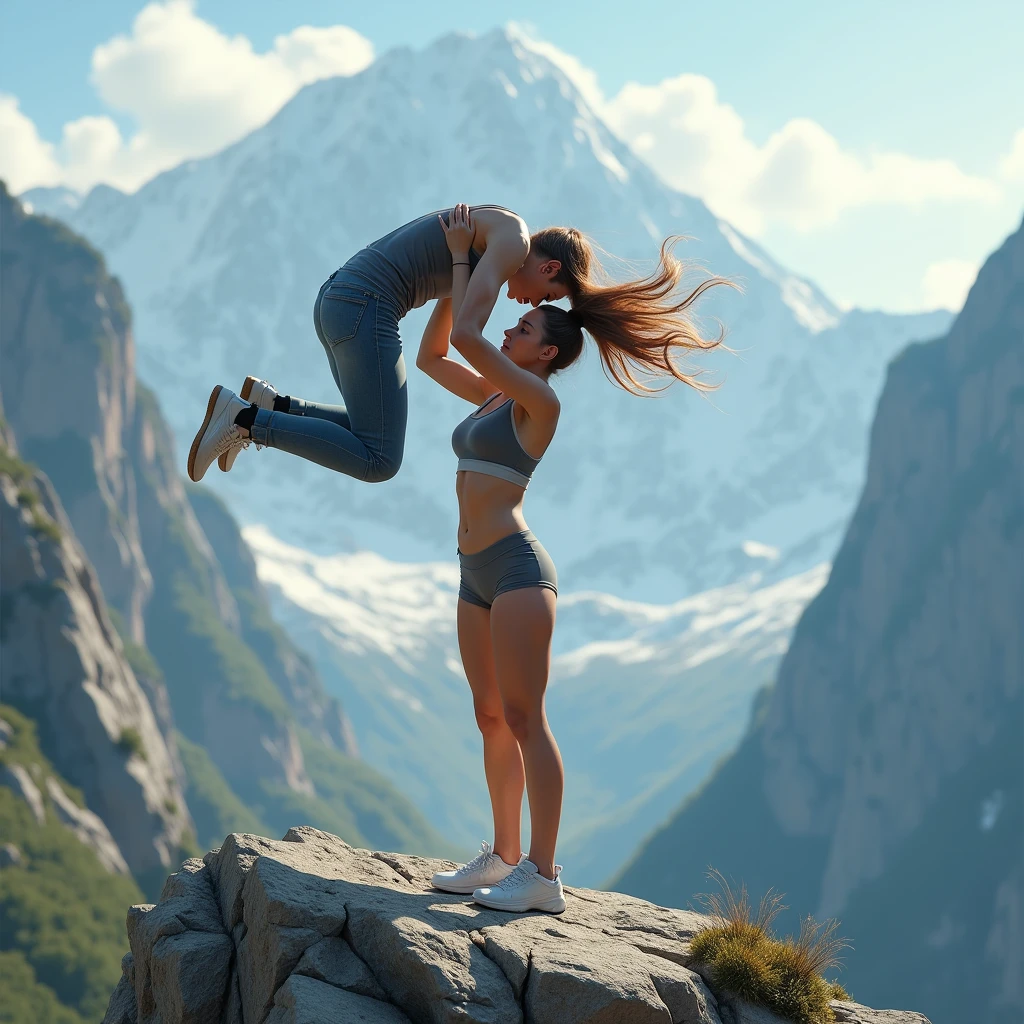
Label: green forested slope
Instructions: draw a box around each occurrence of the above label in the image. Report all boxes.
[0,707,142,1024]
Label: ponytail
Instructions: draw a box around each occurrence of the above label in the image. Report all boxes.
[530,231,735,395]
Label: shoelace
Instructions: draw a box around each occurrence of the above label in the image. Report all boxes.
[455,841,495,876]
[229,436,264,455]
[495,864,562,890]
[496,864,533,890]
[211,423,243,457]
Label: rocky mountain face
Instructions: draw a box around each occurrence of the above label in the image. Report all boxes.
[1,704,149,1024]
[1,185,450,1019]
[0,182,353,783]
[102,826,932,1024]
[25,28,950,601]
[0,420,191,883]
[0,183,363,809]
[0,182,446,851]
[1,192,151,644]
[187,487,357,755]
[615,221,1024,1023]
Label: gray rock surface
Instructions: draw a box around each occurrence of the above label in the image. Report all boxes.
[830,1002,931,1024]
[186,487,358,757]
[0,204,153,645]
[0,842,22,867]
[616,219,1022,1023]
[127,858,234,1024]
[759,218,1024,919]
[294,936,387,1000]
[717,1001,791,1024]
[104,954,139,1024]
[45,775,131,875]
[1,185,369,837]
[105,828,929,1024]
[0,186,325,803]
[267,974,411,1024]
[0,445,191,878]
[1,763,45,824]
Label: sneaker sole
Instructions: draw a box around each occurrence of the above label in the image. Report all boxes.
[218,376,261,472]
[432,878,505,895]
[188,385,224,482]
[472,892,566,914]
[240,375,259,403]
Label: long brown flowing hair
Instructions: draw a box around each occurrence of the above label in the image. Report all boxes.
[530,227,736,394]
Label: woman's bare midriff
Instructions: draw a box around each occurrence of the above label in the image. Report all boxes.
[455,471,530,554]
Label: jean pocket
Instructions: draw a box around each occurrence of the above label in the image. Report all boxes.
[320,293,368,346]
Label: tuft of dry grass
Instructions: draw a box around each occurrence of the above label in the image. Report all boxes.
[689,870,851,1024]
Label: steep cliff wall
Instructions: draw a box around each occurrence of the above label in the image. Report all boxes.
[616,219,1024,1023]
[1,183,316,810]
[0,182,444,859]
[0,423,191,882]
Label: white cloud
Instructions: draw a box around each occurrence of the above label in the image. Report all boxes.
[273,24,376,84]
[58,116,128,192]
[920,259,979,311]
[1,0,373,194]
[0,95,60,192]
[602,74,1002,235]
[999,128,1024,183]
[509,30,1006,237]
[602,74,760,226]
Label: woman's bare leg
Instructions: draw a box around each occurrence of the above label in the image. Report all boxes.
[457,598,525,866]
[489,587,562,880]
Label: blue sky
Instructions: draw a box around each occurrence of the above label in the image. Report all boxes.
[2,0,1022,311]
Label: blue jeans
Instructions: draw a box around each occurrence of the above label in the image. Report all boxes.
[249,273,407,482]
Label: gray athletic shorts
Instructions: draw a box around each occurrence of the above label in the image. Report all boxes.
[458,530,558,610]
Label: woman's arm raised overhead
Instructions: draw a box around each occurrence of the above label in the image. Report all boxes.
[415,296,493,405]
[441,205,559,427]
[445,206,530,342]
[441,204,474,330]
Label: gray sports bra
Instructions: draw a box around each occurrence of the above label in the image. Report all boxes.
[451,394,542,489]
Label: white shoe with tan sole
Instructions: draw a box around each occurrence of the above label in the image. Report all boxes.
[219,376,278,472]
[187,385,248,482]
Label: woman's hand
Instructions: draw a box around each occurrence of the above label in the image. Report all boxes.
[439,204,475,260]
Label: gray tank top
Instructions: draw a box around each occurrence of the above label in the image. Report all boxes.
[451,394,542,489]
[340,208,509,317]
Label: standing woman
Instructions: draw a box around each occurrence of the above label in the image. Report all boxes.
[424,206,732,913]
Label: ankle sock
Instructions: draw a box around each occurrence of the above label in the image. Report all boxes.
[233,404,258,431]
[272,395,291,413]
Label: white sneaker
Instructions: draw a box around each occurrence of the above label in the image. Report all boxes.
[472,860,566,914]
[240,375,279,410]
[431,841,520,894]
[187,386,248,482]
[219,377,277,473]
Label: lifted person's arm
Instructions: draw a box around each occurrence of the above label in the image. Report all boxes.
[440,205,558,430]
[440,206,529,349]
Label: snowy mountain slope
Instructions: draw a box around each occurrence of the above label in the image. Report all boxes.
[42,28,950,600]
[246,523,827,885]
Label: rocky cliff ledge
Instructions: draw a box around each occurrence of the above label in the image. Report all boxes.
[103,827,930,1024]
